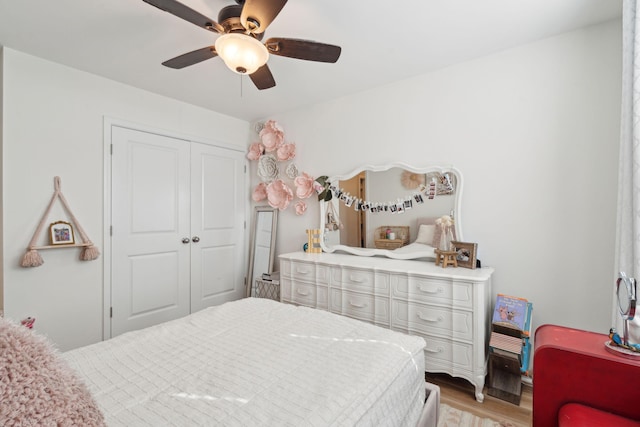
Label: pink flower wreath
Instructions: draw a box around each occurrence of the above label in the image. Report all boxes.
[260,120,284,152]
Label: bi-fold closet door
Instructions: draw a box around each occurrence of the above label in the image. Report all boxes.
[110,126,245,337]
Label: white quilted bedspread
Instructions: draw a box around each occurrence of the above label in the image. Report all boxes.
[64,298,426,426]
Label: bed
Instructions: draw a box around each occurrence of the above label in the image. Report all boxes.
[59,298,439,426]
[390,217,444,259]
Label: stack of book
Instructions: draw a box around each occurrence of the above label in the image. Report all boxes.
[261,271,280,281]
[487,294,533,404]
[490,293,533,373]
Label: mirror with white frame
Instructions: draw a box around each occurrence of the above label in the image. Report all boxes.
[319,163,463,260]
[246,206,278,297]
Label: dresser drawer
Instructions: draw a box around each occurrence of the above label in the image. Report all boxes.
[422,334,474,372]
[281,279,328,309]
[329,289,390,326]
[278,251,493,403]
[331,267,390,295]
[281,260,329,284]
[391,300,473,341]
[374,239,404,250]
[392,276,473,309]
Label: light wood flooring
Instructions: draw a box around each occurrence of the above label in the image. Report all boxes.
[426,373,532,427]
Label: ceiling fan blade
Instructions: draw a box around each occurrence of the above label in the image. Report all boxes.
[265,38,341,63]
[250,64,276,90]
[241,0,287,34]
[162,46,218,69]
[142,0,223,33]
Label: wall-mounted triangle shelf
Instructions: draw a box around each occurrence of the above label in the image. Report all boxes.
[21,176,100,268]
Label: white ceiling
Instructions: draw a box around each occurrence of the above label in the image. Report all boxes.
[0,0,622,122]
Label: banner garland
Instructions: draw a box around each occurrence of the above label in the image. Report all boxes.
[326,172,455,215]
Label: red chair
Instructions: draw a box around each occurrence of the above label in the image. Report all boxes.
[533,324,640,427]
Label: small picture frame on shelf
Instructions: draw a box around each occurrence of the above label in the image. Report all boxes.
[451,241,477,269]
[49,221,75,245]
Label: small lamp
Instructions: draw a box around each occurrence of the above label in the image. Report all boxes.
[214,33,269,75]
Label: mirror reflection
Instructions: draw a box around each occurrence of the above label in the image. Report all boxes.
[320,164,463,260]
[246,206,278,297]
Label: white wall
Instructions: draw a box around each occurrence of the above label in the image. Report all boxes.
[2,48,250,351]
[264,20,622,338]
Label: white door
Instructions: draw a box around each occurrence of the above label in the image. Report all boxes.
[190,142,246,312]
[111,126,191,337]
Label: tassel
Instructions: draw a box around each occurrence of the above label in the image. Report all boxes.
[80,245,100,261]
[21,249,44,268]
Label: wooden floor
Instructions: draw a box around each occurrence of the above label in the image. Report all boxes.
[426,373,532,427]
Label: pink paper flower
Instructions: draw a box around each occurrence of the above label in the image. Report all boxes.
[295,201,307,216]
[260,120,284,152]
[276,143,296,161]
[252,182,267,202]
[294,172,315,199]
[247,142,265,161]
[266,179,293,210]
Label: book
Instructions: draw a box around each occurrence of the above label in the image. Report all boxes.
[489,331,523,362]
[492,294,531,336]
[520,338,531,376]
[522,302,533,337]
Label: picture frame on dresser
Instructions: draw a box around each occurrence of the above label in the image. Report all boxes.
[451,240,477,269]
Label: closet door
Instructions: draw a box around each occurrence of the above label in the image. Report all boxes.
[111,126,191,337]
[190,142,246,312]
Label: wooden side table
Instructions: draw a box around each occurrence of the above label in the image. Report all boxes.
[434,249,457,268]
[533,324,640,426]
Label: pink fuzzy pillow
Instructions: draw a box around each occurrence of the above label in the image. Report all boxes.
[0,317,105,426]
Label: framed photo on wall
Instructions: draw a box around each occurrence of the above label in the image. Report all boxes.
[451,241,477,269]
[49,220,75,245]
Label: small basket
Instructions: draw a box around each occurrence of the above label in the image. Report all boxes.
[255,279,280,301]
[376,226,409,242]
[374,226,410,249]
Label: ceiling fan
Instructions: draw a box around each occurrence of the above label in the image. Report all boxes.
[142,0,342,90]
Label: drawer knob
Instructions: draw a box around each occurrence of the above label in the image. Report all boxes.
[349,275,365,283]
[417,313,444,323]
[425,346,444,354]
[296,289,310,296]
[349,301,366,308]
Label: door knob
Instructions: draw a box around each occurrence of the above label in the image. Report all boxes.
[192,236,200,243]
[182,238,190,244]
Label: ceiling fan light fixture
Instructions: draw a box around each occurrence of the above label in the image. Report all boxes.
[214,33,269,75]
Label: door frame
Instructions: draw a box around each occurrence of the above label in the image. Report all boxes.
[102,117,248,340]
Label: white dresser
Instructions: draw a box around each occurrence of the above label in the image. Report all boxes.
[279,251,494,402]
